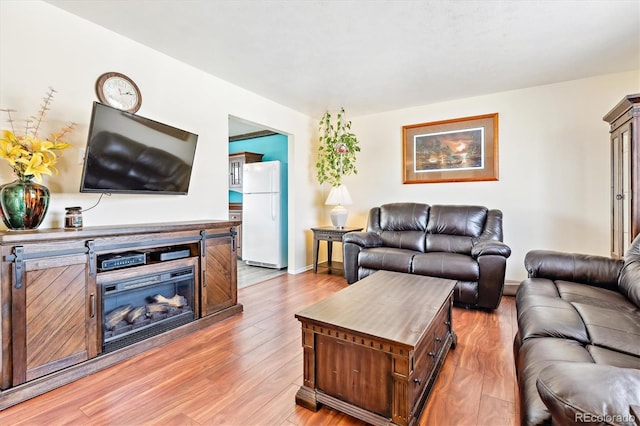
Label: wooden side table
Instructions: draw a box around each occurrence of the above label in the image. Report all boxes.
[311,226,362,274]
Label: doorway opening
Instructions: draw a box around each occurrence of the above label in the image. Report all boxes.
[228,116,289,289]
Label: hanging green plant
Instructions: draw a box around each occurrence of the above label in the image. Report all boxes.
[316,107,360,187]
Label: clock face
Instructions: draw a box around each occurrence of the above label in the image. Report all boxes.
[96,72,142,113]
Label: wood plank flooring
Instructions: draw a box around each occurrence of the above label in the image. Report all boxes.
[0,271,519,425]
[237,261,287,289]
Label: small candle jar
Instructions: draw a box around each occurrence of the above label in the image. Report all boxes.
[64,207,83,229]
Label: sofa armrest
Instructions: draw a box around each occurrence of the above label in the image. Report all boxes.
[473,241,510,310]
[471,240,511,258]
[342,231,383,248]
[525,250,623,290]
[342,232,383,284]
[536,362,640,426]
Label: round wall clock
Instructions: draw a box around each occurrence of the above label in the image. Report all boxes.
[95,72,142,113]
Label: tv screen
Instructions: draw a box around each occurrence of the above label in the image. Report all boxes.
[80,102,198,195]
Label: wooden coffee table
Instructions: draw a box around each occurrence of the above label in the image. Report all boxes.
[295,270,457,426]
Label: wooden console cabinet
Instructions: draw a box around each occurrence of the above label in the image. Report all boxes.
[0,220,241,409]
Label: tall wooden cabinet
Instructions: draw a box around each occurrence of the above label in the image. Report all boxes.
[604,94,640,259]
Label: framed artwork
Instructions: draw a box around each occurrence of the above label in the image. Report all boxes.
[402,113,499,184]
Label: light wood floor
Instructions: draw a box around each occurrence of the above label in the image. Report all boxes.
[0,271,519,425]
[237,261,287,289]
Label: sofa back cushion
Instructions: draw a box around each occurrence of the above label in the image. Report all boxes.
[619,234,640,308]
[367,203,429,252]
[425,205,487,254]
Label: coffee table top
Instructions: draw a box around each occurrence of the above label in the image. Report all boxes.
[295,270,456,349]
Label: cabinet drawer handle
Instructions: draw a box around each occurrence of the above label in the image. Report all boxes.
[429,352,435,358]
[435,337,442,342]
[413,378,421,385]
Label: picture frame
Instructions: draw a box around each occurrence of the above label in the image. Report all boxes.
[402,113,499,184]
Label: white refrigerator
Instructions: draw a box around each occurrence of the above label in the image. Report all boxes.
[242,160,287,269]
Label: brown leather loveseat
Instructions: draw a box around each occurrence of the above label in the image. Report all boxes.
[514,235,640,426]
[342,202,511,310]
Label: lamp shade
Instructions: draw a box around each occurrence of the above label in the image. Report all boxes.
[325,184,353,206]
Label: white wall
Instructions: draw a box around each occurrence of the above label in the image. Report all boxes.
[2,1,639,283]
[0,0,318,274]
[343,70,639,281]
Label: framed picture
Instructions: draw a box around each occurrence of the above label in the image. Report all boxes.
[402,113,499,184]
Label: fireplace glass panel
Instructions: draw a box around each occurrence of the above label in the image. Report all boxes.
[101,266,195,353]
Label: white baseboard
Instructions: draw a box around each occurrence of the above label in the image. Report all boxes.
[504,280,520,296]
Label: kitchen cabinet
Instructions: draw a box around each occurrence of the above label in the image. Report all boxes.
[229,152,263,190]
[604,94,640,259]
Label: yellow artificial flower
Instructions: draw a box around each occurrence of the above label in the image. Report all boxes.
[0,131,29,167]
[0,88,75,183]
[16,152,52,182]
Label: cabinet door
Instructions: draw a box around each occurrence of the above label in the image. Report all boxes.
[11,251,97,386]
[201,229,238,316]
[605,95,640,259]
[611,123,634,259]
[229,157,244,189]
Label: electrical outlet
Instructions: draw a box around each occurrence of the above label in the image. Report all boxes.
[78,148,86,165]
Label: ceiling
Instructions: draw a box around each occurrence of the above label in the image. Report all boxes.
[46,0,639,119]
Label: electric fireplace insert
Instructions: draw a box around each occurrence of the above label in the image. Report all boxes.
[99,265,196,353]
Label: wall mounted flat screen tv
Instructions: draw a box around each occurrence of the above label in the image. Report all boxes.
[80,102,199,195]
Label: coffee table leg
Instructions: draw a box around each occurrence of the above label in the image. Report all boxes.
[296,326,320,410]
[296,385,319,411]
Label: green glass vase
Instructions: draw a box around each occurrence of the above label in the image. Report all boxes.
[0,178,50,230]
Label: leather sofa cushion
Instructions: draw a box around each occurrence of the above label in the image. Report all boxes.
[425,234,473,254]
[587,345,640,368]
[379,203,429,231]
[380,230,425,252]
[536,363,640,426]
[516,295,589,343]
[374,203,430,251]
[426,205,487,237]
[525,250,622,289]
[572,303,640,357]
[358,248,413,273]
[516,278,560,299]
[411,252,479,281]
[516,338,594,426]
[557,281,638,312]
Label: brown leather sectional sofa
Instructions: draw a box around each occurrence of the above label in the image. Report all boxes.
[514,235,640,425]
[342,202,511,310]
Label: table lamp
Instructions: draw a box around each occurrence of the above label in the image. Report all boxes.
[325,184,352,228]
